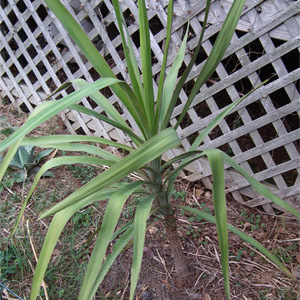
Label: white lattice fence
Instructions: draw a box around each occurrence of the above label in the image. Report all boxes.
[0,0,299,213]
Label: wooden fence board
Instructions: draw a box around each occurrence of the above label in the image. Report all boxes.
[0,0,299,212]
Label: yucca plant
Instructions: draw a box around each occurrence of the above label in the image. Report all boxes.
[0,0,299,299]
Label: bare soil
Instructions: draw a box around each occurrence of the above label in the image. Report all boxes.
[1,102,299,300]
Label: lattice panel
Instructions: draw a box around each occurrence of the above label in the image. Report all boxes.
[0,0,299,213]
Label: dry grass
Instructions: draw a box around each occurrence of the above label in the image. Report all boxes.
[1,101,299,300]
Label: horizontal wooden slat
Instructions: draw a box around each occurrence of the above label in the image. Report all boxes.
[0,0,299,212]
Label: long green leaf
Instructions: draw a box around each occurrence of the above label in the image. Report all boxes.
[130,195,155,300]
[0,78,120,153]
[30,189,117,300]
[177,205,296,280]
[206,149,230,299]
[79,181,143,300]
[119,82,152,138]
[0,138,22,182]
[155,0,174,130]
[221,151,300,218]
[87,227,134,300]
[72,79,149,138]
[40,128,180,218]
[112,0,145,109]
[72,78,127,125]
[159,28,188,128]
[21,135,134,152]
[138,0,155,134]
[165,149,300,220]
[175,0,246,129]
[30,143,119,162]
[161,0,211,130]
[189,80,267,151]
[71,78,148,142]
[44,0,113,78]
[43,0,149,138]
[0,101,55,180]
[68,104,144,145]
[11,156,114,236]
[48,78,147,143]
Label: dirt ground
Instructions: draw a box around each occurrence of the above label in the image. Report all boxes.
[1,102,299,300]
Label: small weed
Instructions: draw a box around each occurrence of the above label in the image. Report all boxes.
[0,127,15,136]
[274,243,297,264]
[231,246,254,261]
[0,239,32,282]
[67,164,99,184]
[0,245,20,278]
[234,281,242,287]
[72,207,95,230]
[180,203,214,241]
[276,288,298,300]
[172,189,188,201]
[201,237,208,246]
[235,249,243,261]
[240,209,266,230]
[258,289,268,300]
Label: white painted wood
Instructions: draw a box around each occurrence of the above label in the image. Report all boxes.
[0,0,299,211]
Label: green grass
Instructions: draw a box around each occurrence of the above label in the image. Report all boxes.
[240,209,266,230]
[0,178,106,299]
[66,164,100,185]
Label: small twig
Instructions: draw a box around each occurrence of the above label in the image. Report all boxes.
[194,271,205,287]
[192,193,202,209]
[26,220,49,300]
[205,236,220,265]
[154,249,172,279]
[26,203,49,231]
[276,238,300,243]
[242,243,287,273]
[3,185,15,195]
[120,271,130,300]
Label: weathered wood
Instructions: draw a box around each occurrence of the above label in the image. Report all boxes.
[0,0,299,212]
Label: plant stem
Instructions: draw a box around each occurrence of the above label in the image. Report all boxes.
[150,159,191,286]
[165,210,192,287]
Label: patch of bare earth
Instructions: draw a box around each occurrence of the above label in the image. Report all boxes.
[1,102,299,300]
[98,181,299,300]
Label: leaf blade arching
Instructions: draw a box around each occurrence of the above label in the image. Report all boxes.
[174,0,246,129]
[206,149,230,299]
[23,142,120,162]
[21,135,135,152]
[130,195,155,300]
[159,28,189,128]
[79,181,144,300]
[177,205,296,281]
[87,227,134,300]
[68,104,144,145]
[11,155,114,236]
[221,151,300,219]
[39,128,180,218]
[30,188,118,300]
[0,101,56,181]
[72,78,127,126]
[138,0,155,134]
[41,0,152,138]
[0,78,120,153]
[189,80,267,151]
